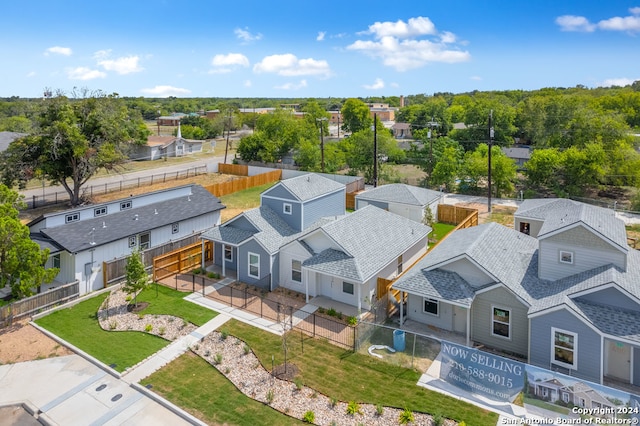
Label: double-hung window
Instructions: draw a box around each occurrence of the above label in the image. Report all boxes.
[423,298,439,316]
[552,328,577,369]
[492,306,511,338]
[248,252,260,278]
[291,259,302,282]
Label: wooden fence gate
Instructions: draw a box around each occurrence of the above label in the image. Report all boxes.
[152,241,213,282]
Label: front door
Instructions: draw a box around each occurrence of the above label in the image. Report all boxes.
[606,340,631,382]
[453,305,467,334]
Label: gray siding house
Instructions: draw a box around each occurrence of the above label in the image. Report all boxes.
[355,183,442,223]
[392,198,640,387]
[202,173,432,313]
[29,185,225,295]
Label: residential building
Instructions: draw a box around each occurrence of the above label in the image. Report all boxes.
[392,198,640,387]
[502,145,532,167]
[130,125,205,160]
[355,183,442,223]
[29,184,225,295]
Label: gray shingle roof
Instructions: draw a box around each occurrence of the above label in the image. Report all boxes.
[392,269,475,306]
[303,205,431,282]
[40,185,224,253]
[276,173,345,201]
[515,198,627,251]
[572,299,640,344]
[244,206,299,254]
[201,226,255,245]
[356,183,442,207]
[303,249,361,282]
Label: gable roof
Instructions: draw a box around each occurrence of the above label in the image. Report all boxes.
[515,198,627,251]
[146,135,177,147]
[391,269,475,307]
[264,173,344,202]
[302,205,431,282]
[38,185,224,253]
[356,183,441,207]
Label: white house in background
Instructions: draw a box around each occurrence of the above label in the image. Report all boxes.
[355,183,443,223]
[130,125,205,161]
[29,184,225,295]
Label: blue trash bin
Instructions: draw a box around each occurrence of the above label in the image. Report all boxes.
[393,329,406,352]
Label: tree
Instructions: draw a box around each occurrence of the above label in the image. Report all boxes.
[430,146,461,191]
[459,144,517,198]
[341,98,372,134]
[524,148,561,189]
[0,93,150,206]
[123,250,149,308]
[340,128,404,184]
[0,185,57,299]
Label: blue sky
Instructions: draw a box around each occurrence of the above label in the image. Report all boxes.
[1,1,639,98]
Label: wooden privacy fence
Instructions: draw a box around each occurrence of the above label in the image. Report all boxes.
[346,190,363,210]
[218,163,248,176]
[153,240,213,282]
[205,169,281,197]
[437,204,478,225]
[102,234,203,286]
[0,281,79,327]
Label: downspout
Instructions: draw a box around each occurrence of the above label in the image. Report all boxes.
[269,255,274,291]
[400,291,404,326]
[304,269,309,303]
[222,244,226,277]
[466,306,471,347]
[600,335,605,385]
[201,239,205,270]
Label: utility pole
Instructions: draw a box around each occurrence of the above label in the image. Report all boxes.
[316,117,327,172]
[488,110,494,214]
[427,116,439,178]
[373,113,378,187]
[224,109,232,164]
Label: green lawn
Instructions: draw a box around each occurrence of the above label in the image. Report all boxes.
[200,320,497,426]
[219,181,277,211]
[35,286,216,372]
[137,284,216,326]
[142,352,305,426]
[431,222,456,243]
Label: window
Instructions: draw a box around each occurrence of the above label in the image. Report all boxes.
[172,223,179,234]
[562,393,570,403]
[291,259,302,282]
[52,253,61,269]
[128,236,137,248]
[65,213,80,223]
[120,201,132,210]
[224,246,233,262]
[559,250,574,265]
[94,206,107,217]
[248,252,260,278]
[283,203,292,215]
[397,256,403,275]
[492,306,511,338]
[343,281,354,295]
[139,232,150,250]
[423,298,439,316]
[552,328,577,369]
[519,222,530,235]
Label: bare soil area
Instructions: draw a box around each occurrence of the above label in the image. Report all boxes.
[0,320,71,364]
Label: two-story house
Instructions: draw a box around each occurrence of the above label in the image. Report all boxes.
[201,173,431,313]
[29,184,225,295]
[392,198,640,387]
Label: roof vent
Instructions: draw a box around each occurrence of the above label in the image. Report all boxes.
[102,221,106,228]
[188,195,191,202]
[154,209,158,215]
[134,214,139,221]
[89,228,96,245]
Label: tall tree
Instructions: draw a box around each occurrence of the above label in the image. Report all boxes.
[339,128,404,184]
[0,92,150,206]
[0,185,57,299]
[341,98,372,134]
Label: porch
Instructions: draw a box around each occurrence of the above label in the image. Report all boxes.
[307,296,360,319]
[205,263,237,281]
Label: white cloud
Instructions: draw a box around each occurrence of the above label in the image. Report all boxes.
[140,85,191,97]
[599,78,637,87]
[363,78,385,90]
[598,15,640,32]
[631,7,640,15]
[244,80,252,87]
[555,15,596,32]
[363,17,437,39]
[45,46,72,56]
[348,36,470,71]
[317,31,326,41]
[66,67,106,80]
[26,71,36,77]
[97,55,143,74]
[253,54,332,77]
[275,80,307,90]
[210,53,250,73]
[348,17,469,71]
[235,27,262,43]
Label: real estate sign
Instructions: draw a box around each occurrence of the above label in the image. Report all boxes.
[438,341,525,402]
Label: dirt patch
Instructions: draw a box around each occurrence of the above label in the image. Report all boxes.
[272,363,299,381]
[0,320,72,364]
[127,301,149,313]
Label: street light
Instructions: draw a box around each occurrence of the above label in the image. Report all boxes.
[316,117,328,173]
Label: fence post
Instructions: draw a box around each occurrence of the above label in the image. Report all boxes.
[313,313,316,337]
[192,274,195,292]
[175,274,178,290]
[230,286,233,307]
[32,195,36,209]
[202,276,205,296]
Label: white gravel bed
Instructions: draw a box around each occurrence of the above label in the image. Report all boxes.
[193,332,457,426]
[96,289,197,341]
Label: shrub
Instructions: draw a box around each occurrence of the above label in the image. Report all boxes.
[266,388,274,404]
[375,404,384,416]
[214,353,223,365]
[327,308,337,317]
[125,295,132,302]
[302,411,315,423]
[207,272,216,279]
[220,330,229,340]
[348,316,358,326]
[330,397,337,408]
[399,408,414,424]
[431,411,444,426]
[158,326,166,336]
[192,268,202,274]
[294,377,303,391]
[144,324,153,332]
[137,313,144,320]
[318,307,326,314]
[109,321,117,330]
[346,401,361,416]
[243,344,250,355]
[311,390,318,398]
[337,312,343,320]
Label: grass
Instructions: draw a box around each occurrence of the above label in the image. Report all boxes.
[219,181,277,222]
[137,284,216,326]
[141,352,305,426]
[523,395,570,415]
[209,320,499,426]
[35,286,216,372]
[430,222,456,243]
[35,293,167,372]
